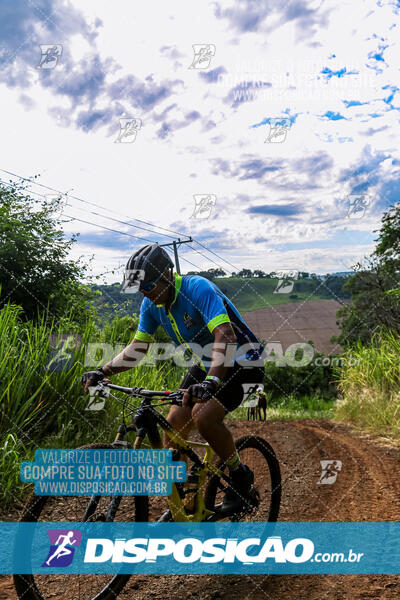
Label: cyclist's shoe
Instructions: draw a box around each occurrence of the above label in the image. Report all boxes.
[157,509,173,522]
[220,464,255,516]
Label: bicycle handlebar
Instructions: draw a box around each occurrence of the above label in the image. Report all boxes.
[90,381,184,403]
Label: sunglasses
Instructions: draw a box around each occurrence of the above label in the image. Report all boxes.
[139,273,163,292]
[121,269,164,294]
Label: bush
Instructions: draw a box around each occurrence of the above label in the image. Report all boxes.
[334,331,400,439]
[0,183,95,327]
[263,349,338,401]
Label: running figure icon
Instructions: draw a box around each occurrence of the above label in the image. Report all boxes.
[317,460,342,485]
[45,530,78,566]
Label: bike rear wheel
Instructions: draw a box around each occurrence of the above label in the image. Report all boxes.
[13,443,148,600]
[204,435,281,522]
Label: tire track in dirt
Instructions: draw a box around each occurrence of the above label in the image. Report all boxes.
[2,419,400,599]
[119,420,400,600]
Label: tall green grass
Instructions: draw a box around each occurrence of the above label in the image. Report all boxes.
[229,394,334,421]
[334,331,400,440]
[0,303,182,506]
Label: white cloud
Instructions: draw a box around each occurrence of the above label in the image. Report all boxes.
[0,0,399,279]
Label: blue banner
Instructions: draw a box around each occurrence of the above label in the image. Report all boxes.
[1,522,399,574]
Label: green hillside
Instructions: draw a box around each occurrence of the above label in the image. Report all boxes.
[215,277,335,312]
[92,275,350,320]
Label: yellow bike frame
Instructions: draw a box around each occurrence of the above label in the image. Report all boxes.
[118,425,226,522]
[162,434,224,522]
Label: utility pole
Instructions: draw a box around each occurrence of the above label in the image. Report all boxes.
[159,237,193,275]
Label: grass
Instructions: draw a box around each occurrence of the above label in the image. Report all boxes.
[0,302,184,506]
[333,331,400,440]
[229,394,335,421]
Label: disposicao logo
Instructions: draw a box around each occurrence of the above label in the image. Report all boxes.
[83,536,314,564]
[42,529,82,567]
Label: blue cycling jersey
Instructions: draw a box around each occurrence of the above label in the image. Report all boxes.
[135,274,263,371]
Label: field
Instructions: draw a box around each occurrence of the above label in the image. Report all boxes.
[242,298,347,355]
[216,276,335,312]
[92,276,350,321]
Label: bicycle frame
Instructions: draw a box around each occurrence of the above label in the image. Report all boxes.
[96,383,230,523]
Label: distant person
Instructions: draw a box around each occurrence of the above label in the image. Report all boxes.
[256,387,267,421]
[247,402,257,421]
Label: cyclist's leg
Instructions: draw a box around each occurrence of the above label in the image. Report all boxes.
[164,404,192,448]
[191,398,236,461]
[163,363,206,448]
[191,363,264,458]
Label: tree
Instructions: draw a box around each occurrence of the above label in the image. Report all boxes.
[185,268,226,280]
[333,202,400,347]
[253,269,266,278]
[0,183,94,326]
[333,257,400,346]
[237,268,253,278]
[207,268,226,278]
[320,275,351,300]
[375,202,400,263]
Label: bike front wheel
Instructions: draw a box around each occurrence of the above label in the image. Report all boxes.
[204,435,281,522]
[14,443,148,600]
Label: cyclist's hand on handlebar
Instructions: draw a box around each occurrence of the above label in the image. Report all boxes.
[81,370,110,395]
[180,380,217,407]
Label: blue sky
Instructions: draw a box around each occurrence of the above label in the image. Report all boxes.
[0,0,399,280]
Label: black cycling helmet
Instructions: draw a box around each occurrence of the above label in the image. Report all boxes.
[121,243,174,293]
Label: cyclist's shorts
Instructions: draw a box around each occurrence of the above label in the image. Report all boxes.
[179,362,264,413]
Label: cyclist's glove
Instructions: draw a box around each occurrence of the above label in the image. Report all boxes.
[187,380,217,405]
[81,369,105,387]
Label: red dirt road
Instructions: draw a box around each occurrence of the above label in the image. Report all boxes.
[2,418,400,599]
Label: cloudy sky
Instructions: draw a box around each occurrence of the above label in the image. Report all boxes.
[1,0,399,281]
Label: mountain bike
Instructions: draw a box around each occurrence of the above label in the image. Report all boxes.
[14,381,281,600]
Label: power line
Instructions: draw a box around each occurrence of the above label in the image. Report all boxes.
[1,176,203,269]
[192,239,239,272]
[62,214,203,270]
[0,171,229,273]
[180,240,237,274]
[0,167,190,241]
[65,200,169,241]
[1,177,166,246]
[63,213,160,244]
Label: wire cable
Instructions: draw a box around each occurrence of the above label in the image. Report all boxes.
[0,167,190,241]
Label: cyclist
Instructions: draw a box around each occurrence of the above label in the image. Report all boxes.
[81,243,264,514]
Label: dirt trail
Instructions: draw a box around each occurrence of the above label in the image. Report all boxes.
[2,418,400,599]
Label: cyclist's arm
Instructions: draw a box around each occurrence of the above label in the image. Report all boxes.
[187,278,237,381]
[101,297,159,376]
[101,338,150,376]
[206,322,237,382]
